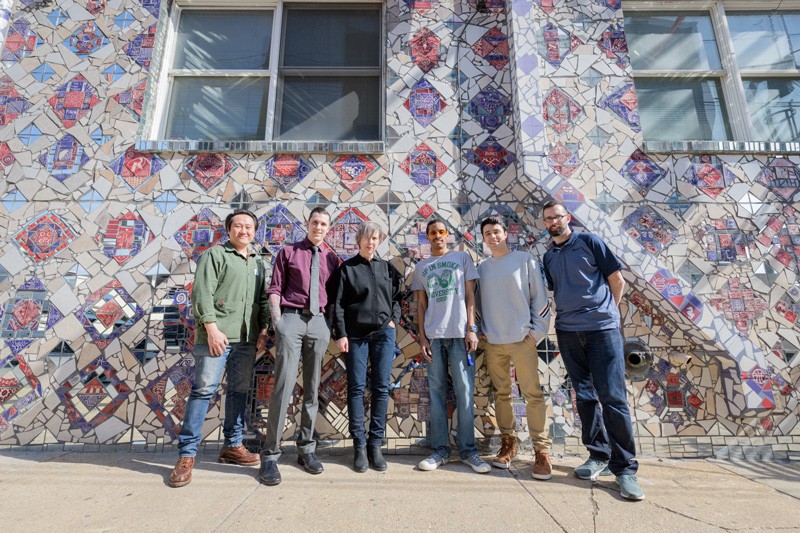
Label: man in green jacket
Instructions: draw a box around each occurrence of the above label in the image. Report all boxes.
[169,209,269,488]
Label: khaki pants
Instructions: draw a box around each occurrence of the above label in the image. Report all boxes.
[484,336,552,452]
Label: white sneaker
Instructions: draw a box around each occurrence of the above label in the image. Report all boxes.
[418,452,448,471]
[463,453,491,474]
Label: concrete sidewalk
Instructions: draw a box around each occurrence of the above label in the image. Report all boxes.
[0,449,798,532]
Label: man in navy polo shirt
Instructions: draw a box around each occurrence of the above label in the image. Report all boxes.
[541,200,644,501]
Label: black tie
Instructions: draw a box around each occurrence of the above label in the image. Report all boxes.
[309,245,320,315]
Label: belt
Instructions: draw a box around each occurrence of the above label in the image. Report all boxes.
[282,307,314,316]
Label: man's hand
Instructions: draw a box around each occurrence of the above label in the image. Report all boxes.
[256,328,268,354]
[205,322,229,356]
[336,337,349,353]
[419,336,432,362]
[465,331,478,353]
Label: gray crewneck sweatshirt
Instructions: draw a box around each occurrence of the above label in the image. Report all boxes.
[477,250,551,345]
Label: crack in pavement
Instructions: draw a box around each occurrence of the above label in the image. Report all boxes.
[589,482,599,533]
[211,482,262,532]
[508,463,568,532]
[649,501,733,531]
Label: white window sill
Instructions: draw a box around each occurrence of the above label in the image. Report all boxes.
[643,140,800,155]
[134,140,385,154]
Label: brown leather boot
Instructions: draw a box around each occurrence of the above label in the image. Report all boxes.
[218,445,260,466]
[532,450,553,480]
[491,434,517,469]
[169,457,194,488]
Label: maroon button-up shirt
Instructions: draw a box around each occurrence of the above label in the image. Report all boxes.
[268,238,341,312]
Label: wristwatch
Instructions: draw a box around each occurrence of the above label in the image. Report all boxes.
[468,324,478,333]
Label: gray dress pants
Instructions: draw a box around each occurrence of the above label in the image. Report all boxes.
[262,313,330,461]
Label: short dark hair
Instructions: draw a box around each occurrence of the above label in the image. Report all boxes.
[542,200,567,213]
[225,209,258,231]
[308,207,330,221]
[480,216,506,233]
[425,219,446,234]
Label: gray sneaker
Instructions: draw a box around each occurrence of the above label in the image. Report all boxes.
[574,457,609,480]
[616,474,645,501]
[418,452,449,471]
[463,453,491,474]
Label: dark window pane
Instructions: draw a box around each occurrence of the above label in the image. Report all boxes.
[283,9,380,68]
[743,79,800,142]
[173,10,272,70]
[635,79,731,141]
[277,76,380,140]
[165,77,268,140]
[625,13,721,70]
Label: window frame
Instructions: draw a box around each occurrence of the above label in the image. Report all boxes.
[150,0,384,144]
[624,0,800,144]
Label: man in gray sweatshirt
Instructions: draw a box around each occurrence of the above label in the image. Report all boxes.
[477,217,553,480]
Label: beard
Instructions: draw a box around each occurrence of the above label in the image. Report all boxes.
[547,225,567,238]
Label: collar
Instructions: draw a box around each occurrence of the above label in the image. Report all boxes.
[222,241,255,257]
[352,253,382,264]
[300,238,324,251]
[551,230,577,250]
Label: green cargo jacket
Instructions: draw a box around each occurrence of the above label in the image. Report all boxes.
[192,242,269,345]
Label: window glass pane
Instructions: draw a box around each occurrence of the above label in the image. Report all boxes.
[283,9,380,68]
[173,10,272,70]
[635,79,730,141]
[728,12,800,70]
[625,13,721,70]
[277,77,380,140]
[743,79,800,142]
[165,77,268,140]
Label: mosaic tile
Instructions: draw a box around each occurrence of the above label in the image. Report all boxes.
[740,366,776,409]
[31,63,55,82]
[123,25,156,70]
[14,212,78,264]
[264,154,312,192]
[79,189,104,213]
[255,204,307,259]
[173,207,226,262]
[0,277,62,340]
[409,28,442,73]
[55,356,132,433]
[184,153,236,191]
[109,146,166,191]
[757,158,800,201]
[114,80,145,118]
[404,79,447,128]
[38,134,90,181]
[332,154,379,192]
[140,0,162,17]
[91,127,112,146]
[2,19,40,62]
[697,219,752,263]
[597,24,628,69]
[326,207,369,260]
[2,189,27,212]
[620,149,667,197]
[472,27,510,70]
[684,155,733,199]
[0,76,31,125]
[95,211,154,265]
[758,206,800,273]
[467,85,511,133]
[65,21,108,55]
[0,355,42,433]
[547,142,581,178]
[621,206,677,255]
[85,1,107,15]
[537,22,581,68]
[141,357,202,439]
[399,142,448,191]
[115,11,136,30]
[599,82,640,131]
[467,136,516,183]
[48,74,101,128]
[74,280,145,349]
[401,0,438,14]
[543,87,583,134]
[48,341,75,368]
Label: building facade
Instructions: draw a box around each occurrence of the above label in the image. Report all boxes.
[0,0,798,459]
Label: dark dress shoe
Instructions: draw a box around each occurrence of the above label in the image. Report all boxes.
[354,446,368,473]
[368,445,387,471]
[297,452,324,474]
[259,460,281,485]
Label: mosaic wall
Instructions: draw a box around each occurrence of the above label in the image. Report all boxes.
[0,0,798,458]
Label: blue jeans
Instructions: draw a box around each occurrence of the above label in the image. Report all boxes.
[556,328,638,475]
[427,338,477,460]
[178,342,256,457]
[346,326,395,447]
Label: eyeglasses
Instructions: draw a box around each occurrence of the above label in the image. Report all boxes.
[427,229,448,237]
[543,214,567,223]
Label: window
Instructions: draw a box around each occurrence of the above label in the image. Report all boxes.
[157,2,382,142]
[625,2,800,143]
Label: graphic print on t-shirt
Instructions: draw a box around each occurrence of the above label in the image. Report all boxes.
[421,259,461,302]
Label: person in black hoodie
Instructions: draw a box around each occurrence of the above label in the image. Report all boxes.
[333,221,403,473]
